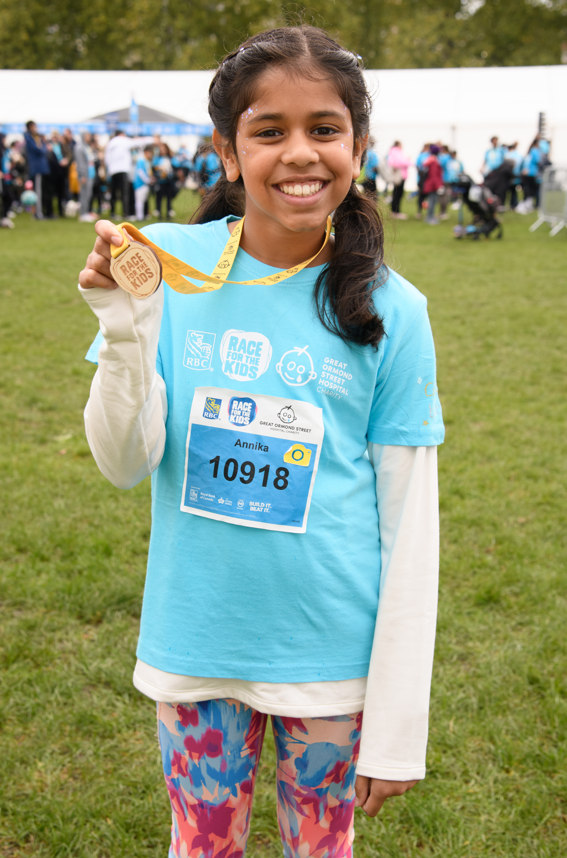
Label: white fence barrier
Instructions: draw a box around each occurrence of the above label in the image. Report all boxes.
[530,166,567,236]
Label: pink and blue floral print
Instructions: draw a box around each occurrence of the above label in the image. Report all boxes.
[157,699,362,857]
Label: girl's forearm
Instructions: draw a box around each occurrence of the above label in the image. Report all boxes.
[357,444,439,781]
[80,284,167,489]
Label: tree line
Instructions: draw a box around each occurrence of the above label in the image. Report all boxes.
[1,0,566,70]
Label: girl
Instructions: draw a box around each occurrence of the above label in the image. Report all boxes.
[386,140,411,219]
[133,144,155,221]
[79,26,444,858]
[153,141,176,219]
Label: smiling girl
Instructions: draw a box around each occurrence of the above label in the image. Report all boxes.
[79,26,444,857]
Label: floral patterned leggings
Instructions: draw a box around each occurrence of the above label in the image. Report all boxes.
[157,699,363,858]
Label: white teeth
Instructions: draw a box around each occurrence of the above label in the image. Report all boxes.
[279,182,323,197]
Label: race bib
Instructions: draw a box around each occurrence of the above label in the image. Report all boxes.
[181,388,324,533]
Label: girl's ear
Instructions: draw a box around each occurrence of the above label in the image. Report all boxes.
[213,129,240,183]
[352,134,368,181]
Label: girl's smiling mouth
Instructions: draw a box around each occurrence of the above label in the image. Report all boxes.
[276,181,326,197]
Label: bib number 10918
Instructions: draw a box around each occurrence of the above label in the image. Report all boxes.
[209,455,289,491]
[182,390,323,531]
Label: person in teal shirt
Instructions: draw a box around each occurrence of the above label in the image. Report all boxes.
[78,25,444,857]
[361,137,379,199]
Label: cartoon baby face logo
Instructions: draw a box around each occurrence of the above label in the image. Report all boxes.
[277,405,296,424]
[276,346,317,387]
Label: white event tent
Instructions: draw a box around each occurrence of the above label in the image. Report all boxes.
[1,66,565,185]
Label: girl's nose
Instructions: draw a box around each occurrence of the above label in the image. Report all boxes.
[281,132,319,166]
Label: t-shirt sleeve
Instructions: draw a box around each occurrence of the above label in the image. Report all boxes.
[367,289,444,447]
[85,329,103,363]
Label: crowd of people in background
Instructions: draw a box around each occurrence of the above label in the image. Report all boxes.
[0,124,222,228]
[360,133,552,224]
[0,123,552,230]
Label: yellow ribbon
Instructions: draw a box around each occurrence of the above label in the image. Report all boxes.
[110,216,332,295]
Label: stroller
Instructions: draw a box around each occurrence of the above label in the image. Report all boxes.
[453,172,503,240]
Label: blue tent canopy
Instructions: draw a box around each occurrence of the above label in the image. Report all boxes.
[2,101,213,138]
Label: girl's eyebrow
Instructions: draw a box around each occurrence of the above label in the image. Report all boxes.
[245,109,347,123]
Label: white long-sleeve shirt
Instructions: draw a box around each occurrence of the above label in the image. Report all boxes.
[81,283,439,781]
[104,134,155,178]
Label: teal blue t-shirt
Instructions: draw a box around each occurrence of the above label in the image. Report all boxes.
[88,217,444,682]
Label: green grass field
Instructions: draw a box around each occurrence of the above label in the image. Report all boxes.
[1,193,565,857]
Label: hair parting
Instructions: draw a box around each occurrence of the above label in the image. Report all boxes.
[191,25,386,348]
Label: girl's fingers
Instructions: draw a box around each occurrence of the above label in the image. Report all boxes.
[78,261,118,291]
[79,221,125,290]
[95,218,125,249]
[354,775,370,808]
[354,776,419,818]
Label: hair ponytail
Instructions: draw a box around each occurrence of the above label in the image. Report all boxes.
[314,184,386,348]
[191,173,245,224]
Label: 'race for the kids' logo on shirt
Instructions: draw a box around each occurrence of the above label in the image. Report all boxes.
[220,330,272,381]
[228,396,257,426]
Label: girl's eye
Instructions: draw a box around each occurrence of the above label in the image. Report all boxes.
[256,128,282,138]
[313,126,339,137]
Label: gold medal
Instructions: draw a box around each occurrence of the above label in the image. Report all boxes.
[110,216,332,299]
[110,233,163,299]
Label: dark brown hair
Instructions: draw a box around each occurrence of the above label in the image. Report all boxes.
[192,26,386,348]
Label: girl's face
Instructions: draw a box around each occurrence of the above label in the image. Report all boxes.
[214,65,365,251]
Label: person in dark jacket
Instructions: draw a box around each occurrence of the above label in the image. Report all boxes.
[24,121,51,218]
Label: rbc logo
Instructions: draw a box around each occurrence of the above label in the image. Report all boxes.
[203,397,221,420]
[184,330,216,371]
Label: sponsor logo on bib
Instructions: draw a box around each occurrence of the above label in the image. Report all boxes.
[228,396,257,426]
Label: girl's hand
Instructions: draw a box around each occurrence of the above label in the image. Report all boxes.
[78,219,124,291]
[354,775,418,817]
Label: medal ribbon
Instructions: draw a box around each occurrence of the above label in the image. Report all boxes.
[110,216,332,294]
